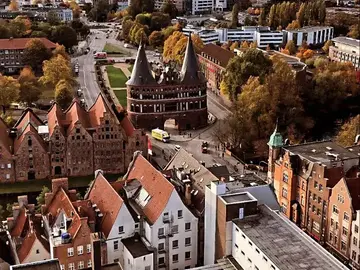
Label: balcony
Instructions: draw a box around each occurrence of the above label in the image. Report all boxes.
[158,233,166,239]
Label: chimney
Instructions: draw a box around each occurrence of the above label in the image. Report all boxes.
[185,184,191,206]
[51,178,69,194]
[91,233,102,270]
[94,169,103,179]
[17,195,28,208]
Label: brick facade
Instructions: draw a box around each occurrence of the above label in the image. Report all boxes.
[0,94,147,182]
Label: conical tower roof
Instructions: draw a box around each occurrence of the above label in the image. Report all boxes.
[126,43,157,86]
[180,34,206,85]
[268,122,283,148]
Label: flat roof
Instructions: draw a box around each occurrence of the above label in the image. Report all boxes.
[283,141,358,163]
[287,26,333,33]
[332,36,360,48]
[122,234,152,258]
[220,192,255,204]
[11,259,61,270]
[233,205,347,270]
[190,258,241,270]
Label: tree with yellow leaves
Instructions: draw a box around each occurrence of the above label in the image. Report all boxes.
[336,115,360,147]
[40,54,75,88]
[0,75,20,114]
[240,41,249,48]
[52,44,70,61]
[8,0,18,11]
[18,67,42,105]
[55,79,73,109]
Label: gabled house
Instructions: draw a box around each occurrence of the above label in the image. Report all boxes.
[123,151,198,270]
[86,172,136,264]
[0,117,15,182]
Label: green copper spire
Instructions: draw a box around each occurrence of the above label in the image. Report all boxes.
[268,120,283,148]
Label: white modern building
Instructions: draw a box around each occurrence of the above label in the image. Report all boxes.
[329,37,360,70]
[86,173,137,265]
[255,29,283,48]
[192,0,213,14]
[284,26,334,46]
[124,152,199,270]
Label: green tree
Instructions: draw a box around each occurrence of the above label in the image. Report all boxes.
[51,25,78,50]
[36,186,50,212]
[0,75,20,114]
[88,0,110,22]
[231,3,239,28]
[336,115,360,147]
[30,31,47,37]
[297,3,306,27]
[220,48,273,101]
[134,28,148,45]
[150,12,171,32]
[285,40,296,55]
[121,19,135,42]
[161,0,178,18]
[18,67,42,105]
[0,23,11,38]
[22,38,51,74]
[47,10,60,25]
[149,31,164,47]
[55,79,73,109]
[128,0,154,17]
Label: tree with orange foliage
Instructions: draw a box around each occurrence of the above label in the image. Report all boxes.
[8,0,18,11]
[18,67,42,105]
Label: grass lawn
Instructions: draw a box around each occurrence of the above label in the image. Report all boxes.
[103,43,129,55]
[0,174,123,195]
[114,90,127,107]
[106,66,128,88]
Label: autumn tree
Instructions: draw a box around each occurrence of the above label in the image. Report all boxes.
[36,186,50,212]
[40,55,75,87]
[52,44,70,61]
[231,3,239,28]
[161,0,178,19]
[348,22,360,39]
[128,0,154,17]
[0,75,20,114]
[336,115,360,147]
[318,0,326,24]
[322,40,333,54]
[220,49,272,101]
[134,28,148,45]
[51,25,78,50]
[88,0,110,22]
[22,39,52,74]
[286,20,300,30]
[8,0,18,11]
[55,79,73,109]
[297,3,306,27]
[149,31,164,47]
[230,41,239,51]
[150,12,171,32]
[285,40,296,55]
[121,19,134,42]
[18,67,42,105]
[258,8,266,26]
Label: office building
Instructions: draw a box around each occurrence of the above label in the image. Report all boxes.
[329,37,360,70]
[284,26,334,46]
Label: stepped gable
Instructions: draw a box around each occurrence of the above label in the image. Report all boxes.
[63,100,91,135]
[14,122,47,153]
[88,93,118,127]
[126,43,157,86]
[180,34,206,85]
[14,108,43,131]
[47,103,65,136]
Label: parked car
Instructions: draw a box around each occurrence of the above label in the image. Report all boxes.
[174,145,181,152]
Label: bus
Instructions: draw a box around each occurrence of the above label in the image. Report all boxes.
[94,52,107,59]
[151,128,170,143]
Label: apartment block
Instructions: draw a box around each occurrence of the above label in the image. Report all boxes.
[327,177,360,265]
[284,26,334,46]
[0,38,56,74]
[329,37,360,70]
[0,94,147,182]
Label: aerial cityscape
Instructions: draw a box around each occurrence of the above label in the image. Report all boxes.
[0,0,359,269]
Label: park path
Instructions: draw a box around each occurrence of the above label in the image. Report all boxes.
[113,63,132,77]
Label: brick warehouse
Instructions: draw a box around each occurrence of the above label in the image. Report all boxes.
[0,94,147,182]
[126,35,208,131]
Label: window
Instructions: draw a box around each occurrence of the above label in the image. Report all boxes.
[314,181,318,188]
[329,232,333,241]
[67,247,74,257]
[331,219,334,227]
[242,234,246,239]
[301,181,305,190]
[342,227,348,236]
[333,205,339,214]
[352,251,357,260]
[158,228,164,236]
[319,184,323,191]
[185,237,191,246]
[36,249,39,254]
[60,265,65,270]
[185,222,191,231]
[77,245,83,255]
[271,265,276,270]
[282,187,288,198]
[313,221,320,233]
[338,194,344,203]
[68,263,75,270]
[341,241,346,251]
[263,256,268,262]
[173,240,178,249]
[78,261,84,269]
[118,226,124,234]
[248,241,253,246]
[282,172,288,183]
[114,240,119,250]
[344,212,350,221]
[247,258,252,263]
[158,242,165,250]
[173,254,178,263]
[172,225,178,234]
[87,244,91,253]
[185,251,191,260]
[178,210,183,219]
[356,225,359,233]
[317,208,321,216]
[88,260,92,267]
[301,195,305,206]
[256,248,260,254]
[353,237,358,246]
[158,257,165,265]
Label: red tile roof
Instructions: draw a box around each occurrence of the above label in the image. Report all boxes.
[0,38,56,50]
[87,173,124,238]
[88,94,118,127]
[63,100,91,135]
[200,43,234,68]
[345,177,360,211]
[124,152,174,224]
[10,208,28,238]
[47,103,65,136]
[0,117,12,155]
[15,108,43,132]
[325,167,344,188]
[14,122,47,154]
[17,231,36,263]
[116,105,135,137]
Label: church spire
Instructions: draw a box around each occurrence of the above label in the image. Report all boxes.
[268,120,283,148]
[180,33,206,84]
[126,43,156,86]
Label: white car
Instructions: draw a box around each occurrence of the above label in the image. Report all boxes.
[174,145,181,151]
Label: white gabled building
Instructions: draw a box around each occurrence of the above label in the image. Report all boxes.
[124,151,198,270]
[86,173,136,265]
